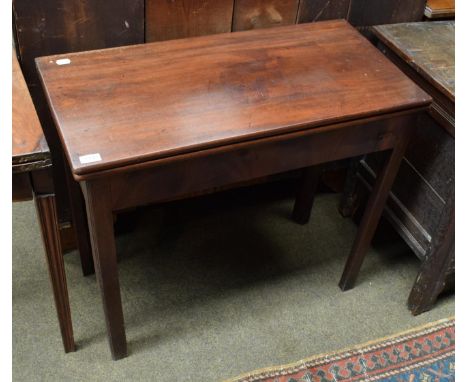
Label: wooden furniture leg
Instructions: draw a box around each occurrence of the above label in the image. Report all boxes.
[34,193,75,353]
[339,126,414,291]
[291,166,322,225]
[82,179,127,360]
[408,196,454,315]
[65,165,95,276]
[339,156,363,218]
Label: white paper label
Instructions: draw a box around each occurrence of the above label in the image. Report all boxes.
[79,153,102,164]
[56,58,71,65]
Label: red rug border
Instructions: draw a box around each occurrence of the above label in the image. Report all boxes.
[225,316,455,382]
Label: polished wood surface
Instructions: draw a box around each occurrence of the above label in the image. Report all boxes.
[12,49,48,167]
[14,0,428,226]
[425,0,455,19]
[14,0,427,227]
[373,22,454,102]
[38,21,430,358]
[37,20,430,179]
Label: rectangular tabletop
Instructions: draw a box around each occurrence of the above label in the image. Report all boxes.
[36,20,430,179]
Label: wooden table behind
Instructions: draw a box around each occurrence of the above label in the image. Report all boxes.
[347,21,454,315]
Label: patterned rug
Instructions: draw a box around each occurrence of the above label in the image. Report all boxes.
[227,317,454,382]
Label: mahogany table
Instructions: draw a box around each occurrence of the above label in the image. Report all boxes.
[13,48,75,353]
[37,20,431,359]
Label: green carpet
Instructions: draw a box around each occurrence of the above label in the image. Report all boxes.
[12,182,454,381]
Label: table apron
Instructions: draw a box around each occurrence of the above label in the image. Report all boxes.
[97,113,418,212]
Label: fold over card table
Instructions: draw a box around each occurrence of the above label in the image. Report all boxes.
[37,20,431,359]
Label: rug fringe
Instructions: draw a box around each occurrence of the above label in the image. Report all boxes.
[224,316,455,382]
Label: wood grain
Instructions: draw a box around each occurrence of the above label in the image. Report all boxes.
[425,0,455,19]
[297,0,350,23]
[12,48,48,166]
[13,0,144,87]
[373,22,454,102]
[232,0,299,31]
[108,113,414,211]
[146,0,234,41]
[36,20,431,179]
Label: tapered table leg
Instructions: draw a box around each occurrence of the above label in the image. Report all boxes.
[35,194,75,353]
[83,179,127,360]
[291,166,322,225]
[339,124,414,291]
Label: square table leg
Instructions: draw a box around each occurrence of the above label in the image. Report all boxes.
[82,179,127,360]
[65,164,95,276]
[291,165,322,225]
[339,125,414,291]
[34,193,75,353]
[338,156,363,218]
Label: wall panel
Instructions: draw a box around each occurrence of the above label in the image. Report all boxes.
[146,0,234,41]
[232,0,299,31]
[297,0,350,23]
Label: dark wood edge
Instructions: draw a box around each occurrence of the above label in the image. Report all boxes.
[105,113,420,211]
[12,151,50,166]
[429,103,455,137]
[65,106,430,182]
[12,159,52,174]
[13,136,50,166]
[372,25,454,103]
